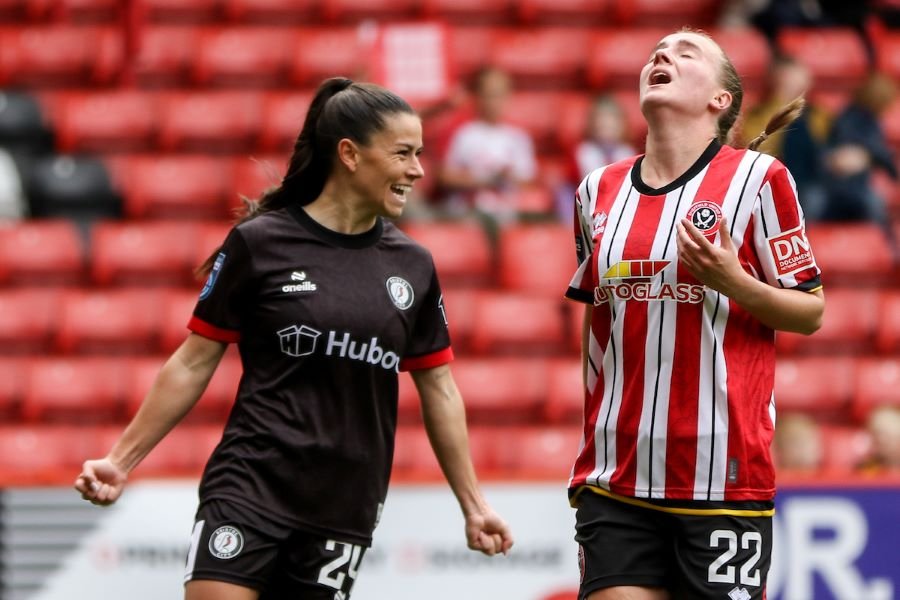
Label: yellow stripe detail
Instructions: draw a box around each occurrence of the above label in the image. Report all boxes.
[572,486,775,517]
[806,285,823,293]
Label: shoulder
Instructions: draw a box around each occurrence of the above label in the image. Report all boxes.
[232,208,296,248]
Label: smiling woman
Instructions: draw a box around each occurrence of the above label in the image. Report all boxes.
[74,77,513,600]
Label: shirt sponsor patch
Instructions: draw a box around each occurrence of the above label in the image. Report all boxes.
[199,252,225,300]
[686,200,722,236]
[767,226,815,277]
[386,276,414,310]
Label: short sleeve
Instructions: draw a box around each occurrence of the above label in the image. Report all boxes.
[188,228,255,343]
[566,174,598,304]
[752,162,822,291]
[399,268,453,372]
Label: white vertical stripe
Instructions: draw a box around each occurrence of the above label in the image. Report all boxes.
[183,518,205,583]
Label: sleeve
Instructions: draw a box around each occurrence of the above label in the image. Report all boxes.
[188,228,255,343]
[752,162,822,292]
[565,173,598,304]
[399,268,454,372]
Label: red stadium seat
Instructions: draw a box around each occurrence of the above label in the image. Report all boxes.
[193,26,294,87]
[422,0,513,24]
[0,357,25,422]
[805,223,895,285]
[502,91,566,152]
[54,288,165,354]
[611,0,719,26]
[21,356,129,423]
[713,27,772,88]
[774,356,855,420]
[852,357,900,422]
[52,91,157,153]
[89,221,200,286]
[55,0,121,22]
[514,185,555,215]
[775,288,879,355]
[587,28,671,90]
[445,26,497,80]
[875,31,900,80]
[133,26,201,86]
[397,372,420,424]
[555,91,593,157]
[190,220,234,269]
[230,154,286,211]
[321,0,420,23]
[544,358,585,423]
[109,154,231,219]
[518,0,611,26]
[489,28,590,89]
[259,91,314,152]
[223,0,320,24]
[139,0,222,23]
[441,286,479,351]
[0,219,85,285]
[0,425,92,484]
[497,222,576,295]
[157,91,263,153]
[0,288,60,353]
[452,357,549,424]
[401,219,493,286]
[820,425,873,473]
[875,291,900,353]
[0,0,53,21]
[159,287,202,353]
[290,27,371,86]
[468,291,568,355]
[776,28,869,89]
[123,424,220,478]
[370,22,453,111]
[494,425,580,479]
[393,425,442,479]
[0,26,123,86]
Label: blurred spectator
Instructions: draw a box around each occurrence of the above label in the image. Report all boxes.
[739,54,831,220]
[822,72,897,253]
[437,67,538,226]
[0,148,27,219]
[774,412,825,474]
[858,405,900,474]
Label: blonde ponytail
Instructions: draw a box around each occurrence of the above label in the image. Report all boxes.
[747,96,806,151]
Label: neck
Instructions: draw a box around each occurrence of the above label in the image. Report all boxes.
[642,114,717,188]
[304,179,378,235]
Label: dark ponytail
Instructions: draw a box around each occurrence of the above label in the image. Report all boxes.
[197,77,415,277]
[746,96,805,151]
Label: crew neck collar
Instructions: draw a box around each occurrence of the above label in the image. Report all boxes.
[632,140,721,196]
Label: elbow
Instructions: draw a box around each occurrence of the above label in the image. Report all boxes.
[796,304,825,336]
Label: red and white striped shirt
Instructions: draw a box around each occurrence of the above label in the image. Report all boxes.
[566,141,821,502]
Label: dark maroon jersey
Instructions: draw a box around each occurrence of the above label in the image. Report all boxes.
[188,205,452,545]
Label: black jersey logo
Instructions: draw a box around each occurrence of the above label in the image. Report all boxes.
[686,201,723,236]
[386,276,414,310]
[278,324,322,357]
[208,526,244,560]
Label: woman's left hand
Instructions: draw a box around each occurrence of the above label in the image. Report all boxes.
[464,507,514,557]
[676,216,746,297]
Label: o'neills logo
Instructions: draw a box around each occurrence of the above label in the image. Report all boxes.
[595,259,704,305]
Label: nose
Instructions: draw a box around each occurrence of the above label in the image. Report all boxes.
[652,48,672,65]
[409,155,425,180]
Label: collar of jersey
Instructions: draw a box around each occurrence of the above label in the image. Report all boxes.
[287,204,384,249]
[631,139,721,196]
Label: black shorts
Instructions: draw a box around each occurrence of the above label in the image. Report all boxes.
[184,499,368,600]
[574,489,773,600]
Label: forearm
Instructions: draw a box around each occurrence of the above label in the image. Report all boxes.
[722,274,824,334]
[108,335,225,473]
[413,365,488,517]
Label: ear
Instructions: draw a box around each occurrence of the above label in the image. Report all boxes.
[336,138,359,172]
[711,90,732,112]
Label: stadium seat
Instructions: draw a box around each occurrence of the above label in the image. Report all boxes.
[774,356,856,420]
[503,91,567,152]
[445,26,497,80]
[805,223,895,285]
[468,291,568,355]
[517,0,611,26]
[321,0,420,23]
[493,425,580,479]
[159,287,203,353]
[489,28,590,90]
[820,424,873,473]
[54,288,165,354]
[0,90,54,155]
[0,425,91,485]
[0,219,85,285]
[712,27,771,88]
[611,0,719,26]
[875,291,900,353]
[109,154,231,219]
[0,357,25,422]
[230,153,285,211]
[133,26,201,86]
[776,28,869,89]
[190,220,234,269]
[451,357,549,423]
[0,288,61,353]
[23,154,122,222]
[223,0,320,24]
[875,31,900,80]
[421,0,514,24]
[157,91,263,152]
[120,424,220,478]
[544,358,585,423]
[21,356,129,423]
[138,0,222,23]
[193,26,295,87]
[497,222,576,295]
[513,185,555,215]
[555,91,593,157]
[852,357,900,422]
[397,372,420,424]
[401,219,493,286]
[587,27,671,90]
[440,286,478,351]
[52,91,158,153]
[89,220,201,286]
[0,25,124,86]
[55,0,121,22]
[0,0,53,22]
[259,91,314,152]
[370,22,453,111]
[290,27,371,86]
[775,288,879,355]
[392,426,442,479]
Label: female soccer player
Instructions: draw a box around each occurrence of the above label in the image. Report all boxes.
[565,29,825,600]
[74,77,513,600]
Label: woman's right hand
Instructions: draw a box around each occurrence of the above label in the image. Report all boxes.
[74,458,128,506]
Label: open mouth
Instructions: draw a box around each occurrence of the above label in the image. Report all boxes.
[390,184,412,200]
[649,71,671,86]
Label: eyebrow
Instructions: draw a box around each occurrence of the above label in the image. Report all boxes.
[652,39,704,54]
